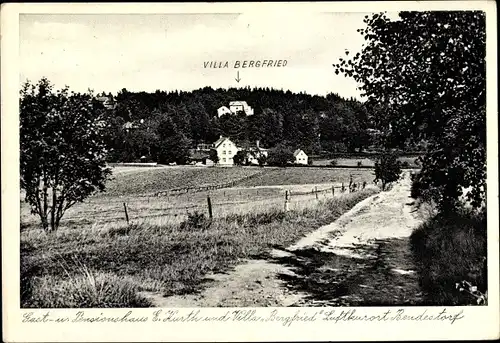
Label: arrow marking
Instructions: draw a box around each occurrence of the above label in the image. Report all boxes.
[235,71,241,83]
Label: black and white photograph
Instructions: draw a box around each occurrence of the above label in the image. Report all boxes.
[2,1,498,342]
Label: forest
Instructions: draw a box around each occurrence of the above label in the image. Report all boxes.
[101,86,400,164]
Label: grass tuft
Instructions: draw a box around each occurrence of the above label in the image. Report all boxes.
[22,264,152,308]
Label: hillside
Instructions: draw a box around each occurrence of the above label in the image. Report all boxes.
[102,87,390,163]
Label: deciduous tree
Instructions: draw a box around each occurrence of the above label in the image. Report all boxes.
[20,78,112,232]
[334,11,486,211]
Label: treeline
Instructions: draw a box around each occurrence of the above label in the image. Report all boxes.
[101,86,397,163]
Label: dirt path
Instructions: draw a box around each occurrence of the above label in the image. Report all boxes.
[141,172,425,307]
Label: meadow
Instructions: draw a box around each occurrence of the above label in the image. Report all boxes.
[20,165,378,308]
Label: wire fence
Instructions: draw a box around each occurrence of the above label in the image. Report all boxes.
[75,179,371,226]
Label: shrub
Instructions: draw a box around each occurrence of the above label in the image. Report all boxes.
[267,145,295,167]
[330,159,338,166]
[209,149,219,164]
[357,161,363,167]
[233,151,246,166]
[180,211,211,230]
[401,161,410,168]
[103,224,140,238]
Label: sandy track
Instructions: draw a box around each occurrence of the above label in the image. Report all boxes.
[141,172,424,307]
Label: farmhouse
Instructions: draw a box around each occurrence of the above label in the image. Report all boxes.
[294,149,308,165]
[213,136,239,166]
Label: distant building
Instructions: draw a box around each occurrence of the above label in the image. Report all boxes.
[97,94,116,110]
[123,121,139,131]
[189,149,210,164]
[217,106,232,117]
[217,101,254,117]
[246,140,269,165]
[213,136,238,166]
[293,149,308,165]
[196,143,213,151]
[229,101,254,116]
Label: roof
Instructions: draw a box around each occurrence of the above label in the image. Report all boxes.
[213,136,233,148]
[190,150,209,160]
[229,101,248,107]
[218,106,231,110]
[293,149,306,157]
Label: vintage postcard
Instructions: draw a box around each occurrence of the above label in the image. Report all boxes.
[2,1,498,342]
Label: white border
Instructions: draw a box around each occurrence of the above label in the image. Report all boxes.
[2,2,498,342]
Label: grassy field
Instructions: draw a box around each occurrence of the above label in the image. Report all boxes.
[21,166,376,231]
[102,166,264,196]
[20,165,379,308]
[235,167,374,187]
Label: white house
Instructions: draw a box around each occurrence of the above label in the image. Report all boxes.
[217,106,232,117]
[229,101,254,116]
[293,149,308,165]
[213,136,238,166]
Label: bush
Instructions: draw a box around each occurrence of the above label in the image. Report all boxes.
[102,224,140,238]
[267,145,295,167]
[410,208,487,305]
[357,161,363,167]
[180,211,211,230]
[209,149,219,164]
[233,151,246,166]
[330,159,338,166]
[401,161,410,168]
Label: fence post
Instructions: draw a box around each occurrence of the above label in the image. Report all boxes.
[332,186,335,197]
[315,186,318,200]
[284,190,290,212]
[363,181,367,189]
[123,202,130,225]
[207,195,213,219]
[341,182,345,193]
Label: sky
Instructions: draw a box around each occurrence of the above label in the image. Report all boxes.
[19,12,399,99]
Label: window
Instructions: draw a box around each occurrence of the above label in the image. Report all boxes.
[223,158,226,162]
[223,144,226,148]
[223,150,226,155]
[228,150,231,155]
